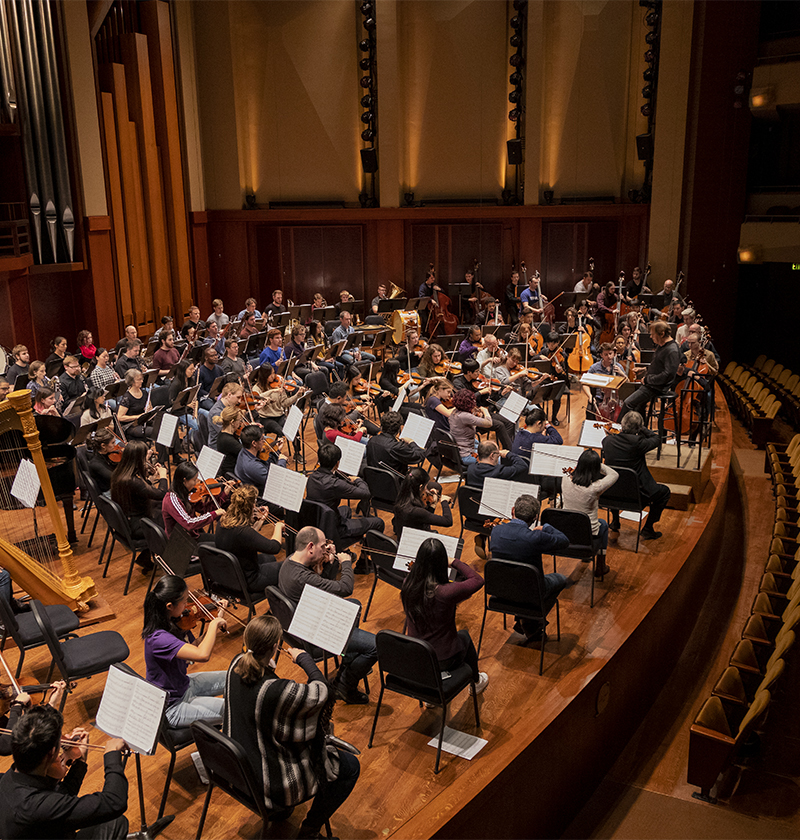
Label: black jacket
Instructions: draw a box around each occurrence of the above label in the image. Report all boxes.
[366,433,425,473]
[602,428,661,498]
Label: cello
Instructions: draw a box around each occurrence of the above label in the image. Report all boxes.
[426,264,459,339]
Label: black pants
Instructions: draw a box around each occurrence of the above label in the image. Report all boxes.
[75,816,128,839]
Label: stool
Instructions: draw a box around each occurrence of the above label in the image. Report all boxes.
[647,391,681,462]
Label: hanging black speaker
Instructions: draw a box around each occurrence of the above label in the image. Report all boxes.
[507,138,523,165]
[361,148,378,173]
[636,133,653,161]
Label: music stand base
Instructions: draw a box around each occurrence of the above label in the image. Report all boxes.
[127,814,175,840]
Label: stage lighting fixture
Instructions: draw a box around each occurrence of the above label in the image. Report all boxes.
[641,103,652,117]
[510,71,522,85]
[359,39,370,51]
[361,112,373,124]
[645,31,658,44]
[361,95,372,108]
[510,15,522,29]
[508,108,520,121]
[363,17,375,30]
[643,68,654,81]
[360,76,372,88]
[360,58,371,70]
[361,2,373,14]
[642,85,653,98]
[509,90,521,103]
[404,192,415,206]
[509,54,523,67]
[646,11,659,25]
[510,34,522,48]
[361,128,374,141]
[644,49,655,62]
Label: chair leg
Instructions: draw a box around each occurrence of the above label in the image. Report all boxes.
[363,571,378,622]
[98,526,110,564]
[476,604,488,657]
[471,681,481,728]
[158,751,177,819]
[123,549,137,595]
[88,510,101,548]
[196,782,214,840]
[103,534,117,577]
[80,499,93,532]
[367,683,385,748]
[590,556,595,608]
[555,600,561,641]
[15,647,25,679]
[434,704,448,774]
[539,625,545,675]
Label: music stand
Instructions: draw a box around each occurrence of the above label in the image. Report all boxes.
[13,374,29,391]
[207,375,227,402]
[71,416,114,447]
[377,298,406,313]
[143,369,160,389]
[63,394,87,418]
[296,344,321,365]
[407,296,432,312]
[132,406,164,430]
[313,306,336,322]
[346,332,365,350]
[436,334,461,354]
[237,338,250,357]
[325,340,347,361]
[273,312,290,328]
[188,344,205,364]
[284,356,298,379]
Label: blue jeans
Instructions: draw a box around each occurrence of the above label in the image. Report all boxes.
[594,518,609,552]
[339,351,376,367]
[165,670,226,727]
[302,749,361,833]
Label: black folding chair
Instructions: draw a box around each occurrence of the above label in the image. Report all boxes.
[456,485,495,543]
[477,559,560,675]
[361,530,403,621]
[0,594,80,679]
[30,600,130,711]
[363,466,401,515]
[191,721,332,840]
[197,545,265,622]
[368,629,480,774]
[597,466,646,553]
[95,497,149,595]
[540,508,599,606]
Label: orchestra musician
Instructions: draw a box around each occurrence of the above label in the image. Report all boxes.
[181,305,205,338]
[511,407,563,501]
[520,272,547,319]
[452,359,515,450]
[365,410,426,473]
[424,377,455,435]
[0,680,66,756]
[86,427,118,494]
[448,388,491,465]
[321,405,365,445]
[45,336,68,377]
[573,270,594,294]
[401,537,488,695]
[331,311,375,366]
[285,323,328,382]
[393,467,453,535]
[79,387,111,427]
[0,703,129,839]
[167,360,202,432]
[417,343,447,380]
[58,356,87,409]
[677,330,719,438]
[277,526,377,704]
[619,321,681,421]
[504,267,522,325]
[207,382,244,448]
[76,330,96,363]
[258,329,286,368]
[5,344,29,385]
[397,327,424,372]
[457,326,483,363]
[251,364,308,444]
[213,406,246,476]
[581,342,628,418]
[114,340,144,379]
[113,325,138,356]
[234,425,288,495]
[220,338,248,378]
[675,307,696,344]
[214,485,283,589]
[88,348,118,391]
[152,315,174,342]
[237,297,262,321]
[264,289,287,319]
[305,443,385,544]
[371,283,388,314]
[206,298,229,331]
[224,614,361,838]
[238,312,260,342]
[26,361,49,401]
[143,575,228,727]
[162,461,229,541]
[311,292,327,312]
[33,386,60,417]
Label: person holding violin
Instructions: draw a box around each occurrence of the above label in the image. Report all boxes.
[143,574,228,727]
[162,460,231,541]
[508,307,542,344]
[452,360,515,450]
[343,369,381,436]
[252,363,309,454]
[581,342,628,418]
[520,272,547,320]
[214,484,284,589]
[562,450,618,576]
[0,679,67,756]
[305,443,384,545]
[490,495,574,640]
[235,425,288,496]
[279,526,377,704]
[398,327,425,372]
[322,404,366,445]
[511,408,563,499]
[393,467,453,535]
[457,326,483,363]
[366,410,426,473]
[0,703,130,840]
[418,343,449,380]
[448,388,492,465]
[466,441,527,491]
[401,537,488,696]
[207,382,244,448]
[424,377,455,434]
[375,359,426,417]
[111,440,169,570]
[542,333,570,426]
[79,386,111,427]
[86,428,119,494]
[214,406,246,476]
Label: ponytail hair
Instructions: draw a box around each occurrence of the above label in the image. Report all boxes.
[142,575,188,639]
[234,614,283,685]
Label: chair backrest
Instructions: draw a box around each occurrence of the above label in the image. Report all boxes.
[140,517,168,559]
[198,545,249,598]
[299,500,344,550]
[540,508,593,547]
[363,467,401,505]
[30,600,68,677]
[264,585,295,632]
[74,445,90,488]
[437,440,465,474]
[96,496,136,548]
[325,320,339,336]
[753,355,766,370]
[82,471,103,508]
[376,629,442,691]
[597,466,642,510]
[190,721,269,822]
[362,530,404,580]
[305,371,329,399]
[736,689,771,739]
[484,558,544,606]
[195,412,210,450]
[457,485,486,525]
[0,592,22,645]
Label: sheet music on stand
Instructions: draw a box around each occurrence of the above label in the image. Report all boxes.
[578,419,621,449]
[95,664,168,755]
[263,464,307,511]
[155,412,179,448]
[528,444,583,477]
[479,477,539,519]
[287,585,360,656]
[392,385,408,412]
[395,528,460,572]
[499,390,528,424]
[283,404,304,443]
[580,372,615,388]
[400,413,434,449]
[195,446,225,482]
[11,459,41,509]
[336,436,366,476]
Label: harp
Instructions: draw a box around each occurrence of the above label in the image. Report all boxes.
[0,391,96,611]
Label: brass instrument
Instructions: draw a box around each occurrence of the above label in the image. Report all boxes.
[0,391,96,610]
[389,282,405,300]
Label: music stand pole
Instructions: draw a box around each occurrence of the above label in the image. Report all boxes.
[125,751,174,839]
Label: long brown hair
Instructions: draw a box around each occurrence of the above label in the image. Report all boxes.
[110,439,149,507]
[219,484,258,529]
[233,614,283,685]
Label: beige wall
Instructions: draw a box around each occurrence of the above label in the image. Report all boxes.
[188,0,654,209]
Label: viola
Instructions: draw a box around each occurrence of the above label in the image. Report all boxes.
[173,593,217,632]
[482,516,510,528]
[268,375,298,394]
[593,422,620,435]
[433,359,462,375]
[107,440,125,463]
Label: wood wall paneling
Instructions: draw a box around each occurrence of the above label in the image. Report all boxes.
[120,32,171,327]
[99,91,133,327]
[140,0,193,319]
[83,216,119,350]
[543,221,620,295]
[101,63,153,330]
[207,221,250,312]
[372,219,405,291]
[189,212,211,316]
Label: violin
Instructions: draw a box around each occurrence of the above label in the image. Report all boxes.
[593,422,620,435]
[268,374,298,394]
[188,478,237,505]
[548,347,565,375]
[173,593,218,632]
[433,359,462,375]
[107,440,125,463]
[562,466,574,476]
[258,433,284,461]
[339,416,360,437]
[482,516,510,528]
[441,395,455,409]
[422,486,441,507]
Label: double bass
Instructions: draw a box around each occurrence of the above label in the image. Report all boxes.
[426,264,459,339]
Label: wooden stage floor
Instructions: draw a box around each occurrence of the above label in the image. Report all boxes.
[0,385,733,840]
